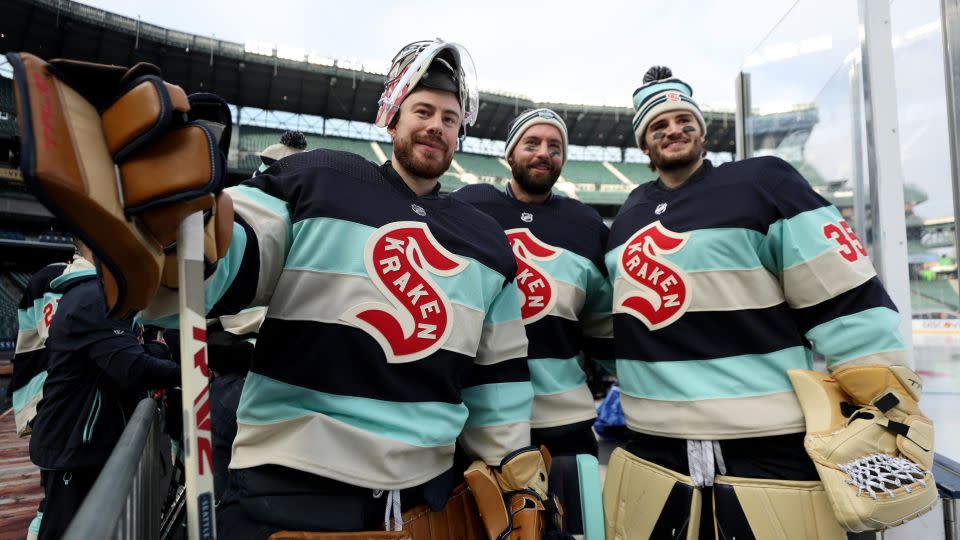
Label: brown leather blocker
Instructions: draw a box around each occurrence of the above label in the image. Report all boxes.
[159,192,235,288]
[102,78,190,156]
[8,53,222,316]
[463,446,560,540]
[268,483,485,540]
[119,125,215,211]
[8,52,163,317]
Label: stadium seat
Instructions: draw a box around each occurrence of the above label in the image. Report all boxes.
[560,161,622,185]
[455,153,510,180]
[610,162,657,186]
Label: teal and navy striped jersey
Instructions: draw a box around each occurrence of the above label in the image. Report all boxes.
[606,157,905,440]
[450,184,613,430]
[143,149,532,489]
[11,260,71,436]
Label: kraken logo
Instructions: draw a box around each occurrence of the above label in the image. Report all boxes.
[616,221,691,330]
[505,228,562,324]
[342,221,468,363]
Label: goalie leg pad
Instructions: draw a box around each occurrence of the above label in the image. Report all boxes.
[713,475,846,540]
[602,447,700,540]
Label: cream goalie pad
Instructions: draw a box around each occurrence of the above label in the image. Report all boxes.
[603,448,702,540]
[712,475,845,539]
[789,366,937,532]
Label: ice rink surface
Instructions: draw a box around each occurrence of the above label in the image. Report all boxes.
[913,331,960,461]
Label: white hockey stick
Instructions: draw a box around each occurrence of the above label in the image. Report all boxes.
[177,212,217,540]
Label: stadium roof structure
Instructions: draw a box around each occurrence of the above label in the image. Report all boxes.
[1,0,738,152]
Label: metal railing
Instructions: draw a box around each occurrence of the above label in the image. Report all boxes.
[63,398,164,540]
[935,454,960,540]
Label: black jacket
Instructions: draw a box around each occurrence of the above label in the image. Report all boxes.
[29,272,180,469]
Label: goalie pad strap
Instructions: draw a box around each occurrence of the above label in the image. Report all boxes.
[875,392,899,413]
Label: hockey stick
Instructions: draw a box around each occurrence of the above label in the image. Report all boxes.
[177,212,217,540]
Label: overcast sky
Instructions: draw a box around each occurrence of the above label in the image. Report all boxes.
[76,0,956,219]
[80,0,798,109]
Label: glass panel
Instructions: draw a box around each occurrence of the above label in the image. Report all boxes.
[741,1,871,247]
[741,0,960,460]
[891,0,960,461]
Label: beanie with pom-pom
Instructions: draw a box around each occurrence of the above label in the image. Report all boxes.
[630,66,706,148]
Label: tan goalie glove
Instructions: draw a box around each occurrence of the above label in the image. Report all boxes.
[464,446,570,540]
[788,365,936,532]
[7,52,233,318]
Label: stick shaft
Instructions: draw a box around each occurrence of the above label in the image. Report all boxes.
[177,212,217,540]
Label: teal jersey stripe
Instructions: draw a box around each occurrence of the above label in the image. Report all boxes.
[50,268,96,289]
[604,245,621,282]
[528,357,587,396]
[231,185,293,229]
[484,280,522,325]
[807,307,904,367]
[237,373,467,447]
[759,205,845,273]
[663,228,765,271]
[617,346,813,401]
[145,223,249,329]
[535,250,596,292]
[606,227,767,281]
[12,371,47,412]
[582,265,613,316]
[288,217,370,275]
[462,381,534,427]
[17,306,35,332]
[206,222,248,307]
[286,217,507,315]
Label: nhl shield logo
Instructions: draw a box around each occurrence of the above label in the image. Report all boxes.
[521,212,534,223]
[616,221,691,330]
[655,203,668,215]
[411,204,427,216]
[505,228,562,324]
[341,221,467,362]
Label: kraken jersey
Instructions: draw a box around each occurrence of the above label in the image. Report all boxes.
[450,184,613,429]
[606,157,905,440]
[143,149,531,489]
[11,258,91,436]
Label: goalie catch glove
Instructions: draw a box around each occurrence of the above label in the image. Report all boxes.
[788,365,936,532]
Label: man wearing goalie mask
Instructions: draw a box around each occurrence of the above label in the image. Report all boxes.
[5,40,572,539]
[602,66,936,539]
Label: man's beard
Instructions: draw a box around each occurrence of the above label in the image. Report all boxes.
[393,132,453,180]
[510,159,560,196]
[648,137,703,172]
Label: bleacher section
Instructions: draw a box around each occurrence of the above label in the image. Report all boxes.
[455,153,510,180]
[911,279,960,312]
[561,161,622,185]
[0,281,19,351]
[233,128,654,203]
[610,162,657,186]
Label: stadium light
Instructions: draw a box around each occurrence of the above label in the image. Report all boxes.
[244,41,275,57]
[308,54,336,67]
[337,59,364,72]
[277,46,308,62]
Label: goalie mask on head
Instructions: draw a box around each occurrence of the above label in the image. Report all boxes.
[375,39,479,139]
